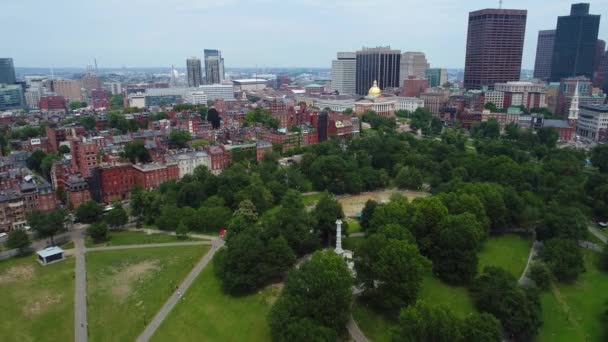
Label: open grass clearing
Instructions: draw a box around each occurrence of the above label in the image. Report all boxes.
[0,254,74,342]
[85,230,200,248]
[86,245,208,341]
[537,249,608,342]
[478,233,532,277]
[151,262,278,342]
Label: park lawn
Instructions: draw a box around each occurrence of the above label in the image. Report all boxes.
[355,274,476,342]
[478,234,532,278]
[302,192,322,206]
[347,219,361,234]
[343,236,366,252]
[86,245,208,342]
[537,249,608,342]
[151,262,277,342]
[0,255,75,342]
[85,231,198,248]
[60,240,75,249]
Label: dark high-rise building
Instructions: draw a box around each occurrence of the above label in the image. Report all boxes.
[592,40,606,87]
[186,57,203,87]
[533,30,556,80]
[355,47,401,96]
[204,49,224,85]
[0,58,16,84]
[464,9,527,90]
[550,3,600,82]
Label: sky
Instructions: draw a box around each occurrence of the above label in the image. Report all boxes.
[3,0,608,69]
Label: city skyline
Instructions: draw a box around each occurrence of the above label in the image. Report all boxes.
[3,0,607,69]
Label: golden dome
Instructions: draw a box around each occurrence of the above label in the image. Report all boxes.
[368,80,381,98]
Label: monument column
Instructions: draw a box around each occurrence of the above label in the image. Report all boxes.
[335,219,344,255]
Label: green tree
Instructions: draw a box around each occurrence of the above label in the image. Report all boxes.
[176,222,189,240]
[88,222,109,243]
[591,145,608,173]
[6,229,31,252]
[58,145,71,154]
[28,209,68,244]
[75,200,103,223]
[394,166,424,190]
[461,313,502,342]
[472,119,500,139]
[244,107,280,129]
[360,199,377,232]
[433,213,484,284]
[169,130,191,148]
[356,236,429,312]
[311,192,346,247]
[27,150,46,173]
[537,127,559,148]
[471,267,542,341]
[393,301,462,342]
[104,206,128,230]
[123,141,151,163]
[529,261,552,290]
[227,200,258,238]
[40,152,60,179]
[69,101,87,110]
[269,251,352,341]
[539,238,585,282]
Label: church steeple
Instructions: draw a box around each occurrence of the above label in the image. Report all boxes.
[568,81,580,125]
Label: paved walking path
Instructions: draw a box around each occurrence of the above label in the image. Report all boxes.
[135,238,224,342]
[579,240,604,253]
[350,232,365,238]
[86,241,210,252]
[519,241,541,286]
[587,225,607,244]
[74,230,88,342]
[127,228,216,240]
[347,315,369,342]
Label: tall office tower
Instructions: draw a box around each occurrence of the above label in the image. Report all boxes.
[533,30,556,80]
[550,3,600,82]
[187,57,203,87]
[0,58,17,84]
[400,52,429,84]
[204,49,224,84]
[81,73,101,92]
[355,46,401,96]
[592,40,606,87]
[463,8,527,90]
[425,68,448,87]
[53,80,83,102]
[330,52,357,95]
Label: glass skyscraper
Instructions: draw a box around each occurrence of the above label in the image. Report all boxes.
[355,47,401,96]
[550,3,600,82]
[0,58,16,84]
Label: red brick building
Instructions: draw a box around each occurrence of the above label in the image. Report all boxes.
[90,163,136,203]
[132,163,179,190]
[206,145,230,173]
[70,138,99,176]
[90,89,110,109]
[402,77,429,97]
[39,96,67,112]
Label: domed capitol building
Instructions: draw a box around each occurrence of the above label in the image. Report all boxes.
[354,80,398,117]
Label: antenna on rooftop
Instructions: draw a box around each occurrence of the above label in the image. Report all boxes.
[499,0,503,9]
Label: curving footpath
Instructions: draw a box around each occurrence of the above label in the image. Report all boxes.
[135,238,224,342]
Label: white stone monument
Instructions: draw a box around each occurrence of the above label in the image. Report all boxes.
[335,219,344,255]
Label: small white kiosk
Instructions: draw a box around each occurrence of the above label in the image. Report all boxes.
[36,246,65,265]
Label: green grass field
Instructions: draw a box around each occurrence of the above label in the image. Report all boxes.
[353,301,397,342]
[151,262,278,342]
[0,255,75,342]
[343,236,366,252]
[346,219,361,234]
[86,231,198,248]
[86,245,208,342]
[537,249,608,342]
[302,192,322,206]
[478,234,532,277]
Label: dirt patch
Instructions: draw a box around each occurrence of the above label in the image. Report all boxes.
[110,260,160,301]
[23,292,62,317]
[0,265,35,284]
[338,189,429,217]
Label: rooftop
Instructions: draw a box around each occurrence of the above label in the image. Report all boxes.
[544,119,572,129]
[581,104,608,112]
[36,246,64,258]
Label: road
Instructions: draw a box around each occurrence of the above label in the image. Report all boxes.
[135,238,224,342]
[86,241,211,252]
[73,229,88,342]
